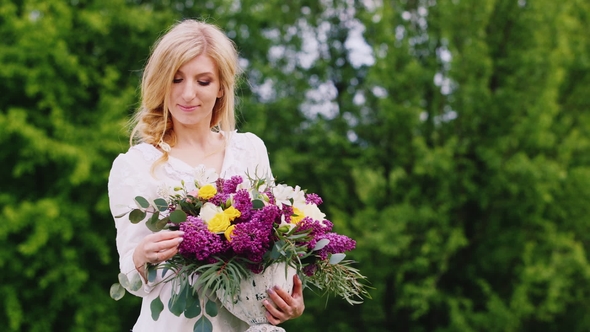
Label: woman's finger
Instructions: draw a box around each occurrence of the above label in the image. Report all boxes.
[152,237,183,252]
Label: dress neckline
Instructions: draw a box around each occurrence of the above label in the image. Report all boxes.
[140,131,234,177]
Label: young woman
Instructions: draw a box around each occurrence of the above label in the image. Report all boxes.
[108,19,304,331]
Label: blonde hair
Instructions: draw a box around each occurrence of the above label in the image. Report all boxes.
[129,19,239,164]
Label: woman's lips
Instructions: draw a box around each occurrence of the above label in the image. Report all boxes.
[178,104,198,112]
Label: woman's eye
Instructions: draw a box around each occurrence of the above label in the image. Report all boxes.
[198,81,211,86]
[173,78,182,83]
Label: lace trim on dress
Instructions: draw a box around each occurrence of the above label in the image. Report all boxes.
[130,131,256,185]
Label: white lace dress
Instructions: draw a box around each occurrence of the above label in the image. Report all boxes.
[108,131,272,332]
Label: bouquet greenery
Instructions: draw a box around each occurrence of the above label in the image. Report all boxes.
[110,173,370,330]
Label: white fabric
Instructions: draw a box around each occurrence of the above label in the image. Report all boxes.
[108,131,272,332]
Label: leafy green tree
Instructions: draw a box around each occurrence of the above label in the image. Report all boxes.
[0,0,177,330]
[3,0,590,331]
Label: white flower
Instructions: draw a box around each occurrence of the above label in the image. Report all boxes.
[157,185,173,199]
[193,166,218,187]
[272,184,295,207]
[291,185,306,206]
[295,203,326,226]
[199,202,223,222]
[279,214,296,230]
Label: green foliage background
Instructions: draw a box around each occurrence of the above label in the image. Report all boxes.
[1,0,590,331]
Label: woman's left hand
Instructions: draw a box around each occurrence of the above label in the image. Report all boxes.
[263,274,305,325]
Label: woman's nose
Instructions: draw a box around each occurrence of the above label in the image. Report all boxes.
[182,81,196,101]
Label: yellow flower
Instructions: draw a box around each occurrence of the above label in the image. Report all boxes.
[197,184,217,200]
[224,225,236,241]
[290,207,305,224]
[223,206,241,221]
[207,212,230,233]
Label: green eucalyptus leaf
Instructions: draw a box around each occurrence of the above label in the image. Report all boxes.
[146,213,167,232]
[252,199,265,209]
[114,211,129,218]
[150,211,160,223]
[205,298,218,317]
[129,209,146,223]
[129,272,143,291]
[156,216,170,230]
[168,294,183,317]
[313,239,330,251]
[169,210,187,223]
[168,283,188,317]
[117,273,130,289]
[150,297,164,321]
[184,291,201,319]
[193,315,213,332]
[135,196,150,209]
[154,198,169,212]
[329,253,346,265]
[109,283,125,301]
[147,265,158,283]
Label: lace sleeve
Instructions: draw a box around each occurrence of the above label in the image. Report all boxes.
[108,152,161,297]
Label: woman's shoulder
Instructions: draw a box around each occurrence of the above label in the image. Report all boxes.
[111,143,160,171]
[228,131,266,149]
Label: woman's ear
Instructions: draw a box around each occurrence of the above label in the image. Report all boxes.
[217,88,224,98]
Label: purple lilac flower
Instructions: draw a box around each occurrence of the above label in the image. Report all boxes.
[315,233,356,260]
[305,193,323,206]
[223,176,243,194]
[232,189,252,221]
[209,192,230,206]
[281,205,294,224]
[265,190,276,205]
[294,217,332,249]
[230,221,272,263]
[248,263,264,274]
[178,216,228,262]
[296,217,330,249]
[253,205,281,225]
[215,178,225,192]
[230,206,280,264]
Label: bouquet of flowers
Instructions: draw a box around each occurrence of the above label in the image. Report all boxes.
[110,173,370,331]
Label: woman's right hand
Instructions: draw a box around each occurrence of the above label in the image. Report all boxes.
[132,231,184,280]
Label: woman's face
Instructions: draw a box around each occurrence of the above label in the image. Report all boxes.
[167,54,223,128]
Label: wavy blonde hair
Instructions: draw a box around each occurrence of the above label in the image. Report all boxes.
[129,19,239,164]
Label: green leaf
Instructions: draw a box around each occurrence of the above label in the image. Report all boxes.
[150,297,164,321]
[329,253,346,265]
[168,295,183,317]
[168,283,188,317]
[135,196,150,209]
[114,211,129,218]
[156,216,170,230]
[178,200,200,215]
[146,213,161,232]
[169,209,187,223]
[184,290,201,319]
[205,298,218,317]
[154,198,169,212]
[314,239,330,251]
[109,283,125,301]
[270,242,282,260]
[150,211,160,225]
[193,315,213,332]
[252,199,265,209]
[129,273,143,291]
[129,209,146,223]
[147,265,158,283]
[117,273,130,289]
